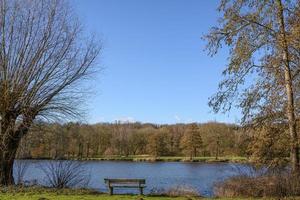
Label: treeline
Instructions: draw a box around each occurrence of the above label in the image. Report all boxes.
[17,122,249,159]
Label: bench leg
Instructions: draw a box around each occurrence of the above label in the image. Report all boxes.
[139,187,144,195]
[109,187,113,195]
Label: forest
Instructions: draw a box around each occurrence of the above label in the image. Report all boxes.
[17,120,291,167]
[17,122,248,160]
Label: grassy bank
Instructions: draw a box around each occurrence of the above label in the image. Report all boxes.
[84,156,247,163]
[2,195,299,200]
[0,187,200,200]
[0,194,200,200]
[0,187,299,200]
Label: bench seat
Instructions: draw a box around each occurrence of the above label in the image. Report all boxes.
[104,178,146,195]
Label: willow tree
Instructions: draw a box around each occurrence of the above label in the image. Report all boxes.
[0,0,101,185]
[205,0,300,172]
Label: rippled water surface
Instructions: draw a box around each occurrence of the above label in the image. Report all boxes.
[15,160,248,196]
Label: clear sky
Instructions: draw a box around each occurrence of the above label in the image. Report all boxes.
[72,0,240,124]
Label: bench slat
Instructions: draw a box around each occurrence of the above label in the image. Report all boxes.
[104,178,145,184]
[112,185,146,188]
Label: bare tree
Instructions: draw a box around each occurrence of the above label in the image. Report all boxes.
[0,0,101,185]
[205,0,300,172]
[38,160,90,189]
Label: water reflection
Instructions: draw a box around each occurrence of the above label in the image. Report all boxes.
[14,160,249,197]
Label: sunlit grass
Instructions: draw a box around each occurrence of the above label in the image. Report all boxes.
[0,187,298,200]
[0,194,200,200]
[0,193,298,200]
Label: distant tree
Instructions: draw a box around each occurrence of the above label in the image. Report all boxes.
[111,123,131,156]
[97,128,112,156]
[165,125,184,156]
[0,0,101,185]
[129,130,148,155]
[205,0,300,172]
[148,128,168,157]
[180,123,203,160]
[201,122,236,159]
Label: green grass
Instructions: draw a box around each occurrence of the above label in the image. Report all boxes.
[0,193,298,200]
[0,187,200,200]
[0,188,298,200]
[0,194,200,200]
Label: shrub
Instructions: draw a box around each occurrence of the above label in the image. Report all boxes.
[149,185,200,197]
[38,160,90,189]
[214,169,300,197]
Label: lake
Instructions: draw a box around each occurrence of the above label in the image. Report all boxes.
[14,160,249,197]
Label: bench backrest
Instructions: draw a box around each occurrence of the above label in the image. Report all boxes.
[104,178,145,185]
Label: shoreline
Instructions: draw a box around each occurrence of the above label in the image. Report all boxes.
[17,156,248,163]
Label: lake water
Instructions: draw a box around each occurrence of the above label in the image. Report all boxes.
[14,160,248,197]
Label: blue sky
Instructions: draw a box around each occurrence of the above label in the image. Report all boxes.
[72,0,240,124]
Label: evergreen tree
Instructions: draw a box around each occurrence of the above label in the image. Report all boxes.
[180,123,203,160]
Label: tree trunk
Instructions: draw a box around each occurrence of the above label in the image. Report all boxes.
[215,140,220,160]
[283,59,300,172]
[0,115,32,186]
[86,142,90,158]
[276,0,300,172]
[0,139,20,185]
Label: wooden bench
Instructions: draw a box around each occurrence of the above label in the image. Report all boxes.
[104,178,146,195]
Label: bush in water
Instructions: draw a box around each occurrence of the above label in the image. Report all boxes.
[13,160,29,185]
[38,160,90,189]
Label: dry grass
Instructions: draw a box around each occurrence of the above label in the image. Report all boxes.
[214,171,300,197]
[149,185,200,197]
